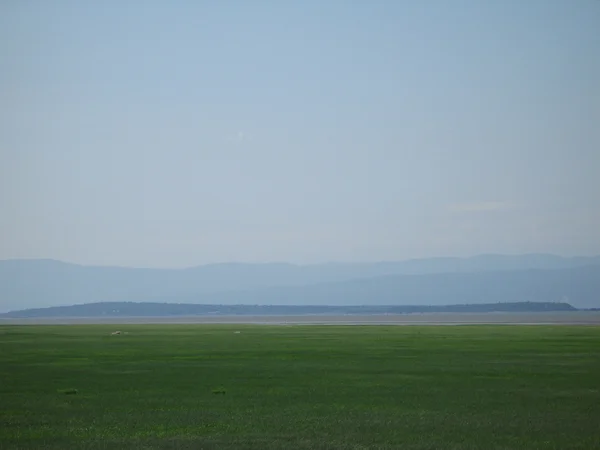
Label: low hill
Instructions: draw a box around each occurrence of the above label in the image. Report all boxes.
[1,254,599,311]
[0,301,577,318]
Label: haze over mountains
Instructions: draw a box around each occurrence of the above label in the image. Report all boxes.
[1,301,577,319]
[1,254,600,313]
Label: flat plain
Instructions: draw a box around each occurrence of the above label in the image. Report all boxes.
[1,325,599,449]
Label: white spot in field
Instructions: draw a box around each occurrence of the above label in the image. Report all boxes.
[234,331,241,334]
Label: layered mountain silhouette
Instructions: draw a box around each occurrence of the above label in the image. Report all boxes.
[1,254,599,313]
[1,301,577,318]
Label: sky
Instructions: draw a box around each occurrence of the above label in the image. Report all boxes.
[1,0,599,268]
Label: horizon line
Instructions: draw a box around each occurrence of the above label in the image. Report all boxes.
[1,252,599,270]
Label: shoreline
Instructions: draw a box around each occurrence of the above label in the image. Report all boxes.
[2,311,600,325]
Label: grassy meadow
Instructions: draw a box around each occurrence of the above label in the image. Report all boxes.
[1,324,599,449]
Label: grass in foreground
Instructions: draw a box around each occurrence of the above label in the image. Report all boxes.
[0,325,599,449]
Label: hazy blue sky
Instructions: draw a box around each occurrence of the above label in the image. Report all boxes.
[1,1,599,267]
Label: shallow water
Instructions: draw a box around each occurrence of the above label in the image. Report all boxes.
[2,311,600,325]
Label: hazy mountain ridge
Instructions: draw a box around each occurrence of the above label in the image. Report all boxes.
[134,265,600,309]
[1,254,599,312]
[0,301,577,318]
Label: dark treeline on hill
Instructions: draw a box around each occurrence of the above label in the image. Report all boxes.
[1,301,577,318]
[1,254,600,312]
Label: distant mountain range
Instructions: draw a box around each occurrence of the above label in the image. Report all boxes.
[0,301,577,318]
[1,254,599,312]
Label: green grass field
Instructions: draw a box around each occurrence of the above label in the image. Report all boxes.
[1,325,599,449]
